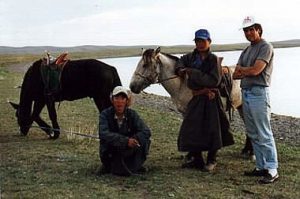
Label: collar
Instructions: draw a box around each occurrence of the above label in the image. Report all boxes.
[114,114,125,120]
[193,48,211,55]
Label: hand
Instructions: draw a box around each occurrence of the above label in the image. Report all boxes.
[233,66,244,79]
[222,67,229,75]
[202,88,216,100]
[207,90,216,100]
[128,138,140,148]
[178,68,191,77]
[177,68,186,77]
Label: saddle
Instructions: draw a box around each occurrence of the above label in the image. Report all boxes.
[40,52,69,96]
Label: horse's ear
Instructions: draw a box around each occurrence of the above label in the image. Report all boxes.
[154,47,161,55]
[141,48,146,55]
[45,50,51,65]
[8,101,19,110]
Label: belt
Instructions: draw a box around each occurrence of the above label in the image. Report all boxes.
[192,88,218,100]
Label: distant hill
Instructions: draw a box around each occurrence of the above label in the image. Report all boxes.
[0,39,299,55]
[0,45,152,55]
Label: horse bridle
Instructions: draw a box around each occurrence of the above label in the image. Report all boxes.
[134,55,179,84]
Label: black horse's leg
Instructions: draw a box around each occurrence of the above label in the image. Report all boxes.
[45,99,60,139]
[32,100,53,136]
[93,97,111,113]
[237,106,254,156]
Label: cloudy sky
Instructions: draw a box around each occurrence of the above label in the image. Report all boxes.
[1,0,299,47]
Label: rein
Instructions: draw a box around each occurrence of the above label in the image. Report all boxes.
[134,72,178,84]
[135,55,179,84]
[30,125,99,139]
[157,75,179,84]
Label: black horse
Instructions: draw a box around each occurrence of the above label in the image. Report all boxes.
[10,58,122,139]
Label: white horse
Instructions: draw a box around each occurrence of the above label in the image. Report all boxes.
[129,47,253,156]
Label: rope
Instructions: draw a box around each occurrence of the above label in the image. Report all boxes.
[30,125,99,139]
[156,75,179,84]
[155,56,179,84]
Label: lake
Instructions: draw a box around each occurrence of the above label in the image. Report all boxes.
[100,47,300,118]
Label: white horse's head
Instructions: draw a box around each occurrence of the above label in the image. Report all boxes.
[129,47,162,94]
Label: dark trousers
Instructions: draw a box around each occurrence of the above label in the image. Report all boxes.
[101,146,145,175]
[188,150,218,164]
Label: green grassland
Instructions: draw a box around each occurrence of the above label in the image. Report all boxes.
[0,50,300,198]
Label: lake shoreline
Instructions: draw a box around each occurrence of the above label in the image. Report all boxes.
[132,92,300,146]
[1,40,300,58]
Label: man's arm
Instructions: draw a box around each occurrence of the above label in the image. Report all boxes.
[233,60,266,79]
[188,56,222,88]
[131,110,151,147]
[99,111,128,147]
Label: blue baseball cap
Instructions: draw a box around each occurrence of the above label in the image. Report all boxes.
[194,29,211,40]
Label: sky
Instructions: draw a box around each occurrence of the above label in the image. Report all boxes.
[1,0,299,47]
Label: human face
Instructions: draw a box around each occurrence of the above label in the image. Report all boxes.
[112,94,128,115]
[243,26,261,44]
[195,39,210,52]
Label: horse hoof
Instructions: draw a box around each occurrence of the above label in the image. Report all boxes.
[19,131,27,136]
[53,133,60,139]
[250,154,256,162]
[49,131,60,139]
[241,151,256,162]
[48,131,59,139]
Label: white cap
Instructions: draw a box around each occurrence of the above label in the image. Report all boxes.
[241,16,257,29]
[112,86,129,98]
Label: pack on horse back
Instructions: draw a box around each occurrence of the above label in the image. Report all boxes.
[40,52,69,98]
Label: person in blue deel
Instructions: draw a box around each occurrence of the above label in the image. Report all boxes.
[175,29,234,172]
[97,86,151,176]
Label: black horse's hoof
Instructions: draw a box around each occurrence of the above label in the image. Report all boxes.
[19,131,28,137]
[48,131,60,139]
[53,132,60,139]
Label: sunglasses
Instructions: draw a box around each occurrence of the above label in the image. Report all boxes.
[243,27,256,33]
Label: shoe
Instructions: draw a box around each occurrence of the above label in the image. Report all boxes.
[244,168,268,177]
[96,166,110,176]
[135,166,148,174]
[258,173,279,184]
[203,162,217,172]
[181,159,204,170]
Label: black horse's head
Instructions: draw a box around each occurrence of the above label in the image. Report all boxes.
[9,101,33,135]
[8,61,40,136]
[11,60,44,136]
